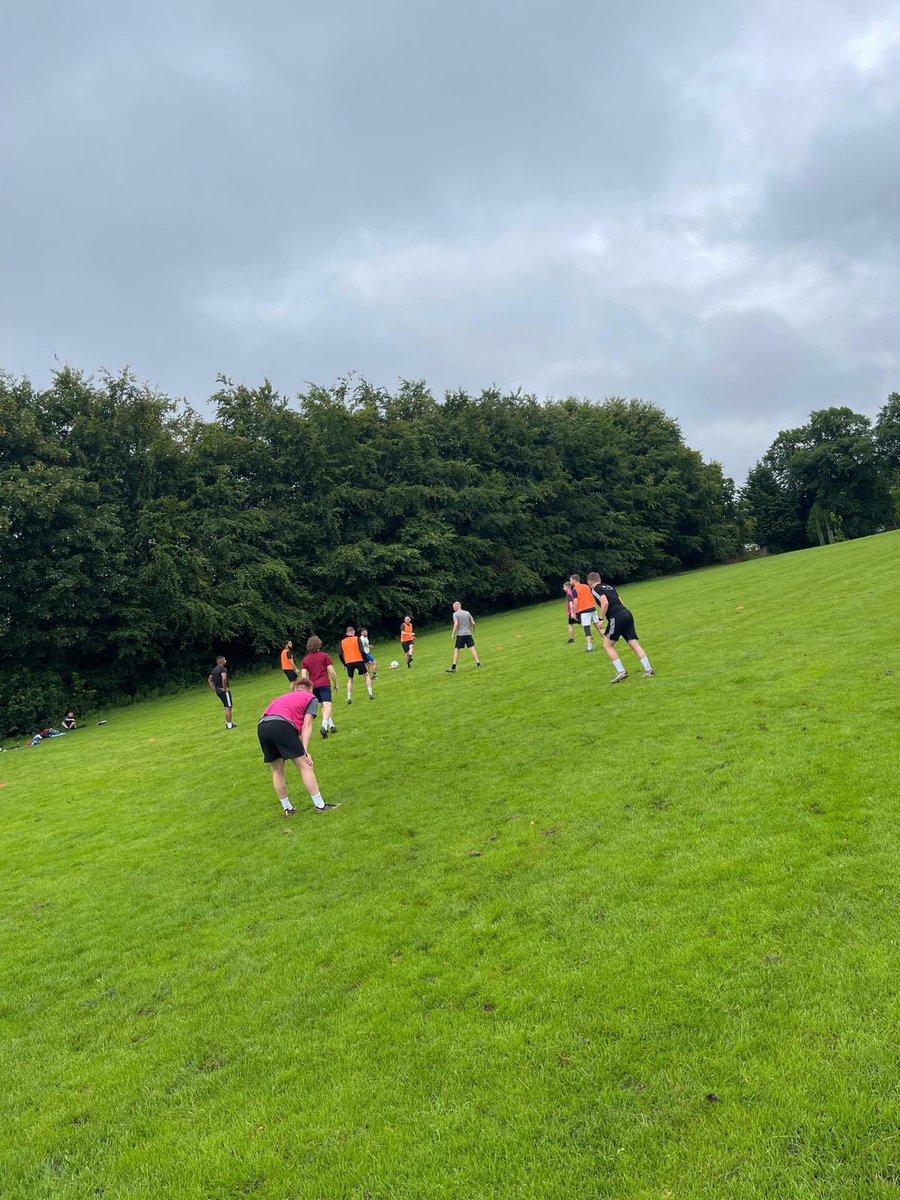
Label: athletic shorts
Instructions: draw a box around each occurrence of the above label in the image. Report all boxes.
[455,634,475,649]
[605,611,638,643]
[215,689,233,708]
[568,614,578,626]
[577,609,599,628]
[346,661,368,678]
[283,668,298,682]
[313,685,332,704]
[364,653,375,664]
[402,642,414,653]
[257,716,305,763]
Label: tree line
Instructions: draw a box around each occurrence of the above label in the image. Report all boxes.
[742,396,900,552]
[1,368,896,737]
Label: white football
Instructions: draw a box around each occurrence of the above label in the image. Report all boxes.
[390,660,400,669]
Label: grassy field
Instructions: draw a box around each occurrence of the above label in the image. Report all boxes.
[1,534,898,1199]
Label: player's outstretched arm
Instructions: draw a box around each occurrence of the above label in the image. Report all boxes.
[301,713,314,762]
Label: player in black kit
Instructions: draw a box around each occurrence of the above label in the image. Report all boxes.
[587,572,655,683]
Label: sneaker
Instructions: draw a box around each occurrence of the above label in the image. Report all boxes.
[368,693,375,700]
[611,671,629,684]
[329,725,338,734]
[567,638,575,644]
[476,662,481,668]
[445,667,456,674]
[320,726,328,739]
[283,806,295,816]
[643,669,655,677]
[586,646,594,653]
[347,697,352,705]
[314,802,341,813]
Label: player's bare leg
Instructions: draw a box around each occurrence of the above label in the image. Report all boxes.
[269,759,294,814]
[289,753,338,812]
[626,638,654,676]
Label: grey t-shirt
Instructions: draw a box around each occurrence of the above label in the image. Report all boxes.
[454,609,473,635]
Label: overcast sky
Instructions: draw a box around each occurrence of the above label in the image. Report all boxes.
[2,1,899,480]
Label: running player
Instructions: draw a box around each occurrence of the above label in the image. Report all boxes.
[445,601,481,672]
[257,682,339,816]
[208,656,234,728]
[564,582,577,643]
[300,635,339,738]
[280,639,300,690]
[587,571,655,683]
[400,616,415,668]
[360,627,377,678]
[339,627,374,703]
[568,574,602,652]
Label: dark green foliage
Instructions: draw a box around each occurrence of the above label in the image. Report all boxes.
[742,402,897,551]
[1,368,745,736]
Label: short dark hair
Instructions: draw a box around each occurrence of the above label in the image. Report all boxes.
[587,571,601,585]
[216,655,226,663]
[570,573,581,583]
[306,635,322,653]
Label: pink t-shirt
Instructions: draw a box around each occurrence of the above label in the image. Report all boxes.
[262,690,316,732]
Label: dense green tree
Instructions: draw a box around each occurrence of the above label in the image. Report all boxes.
[0,368,745,737]
[744,406,893,550]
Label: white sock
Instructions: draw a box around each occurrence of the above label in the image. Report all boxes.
[640,656,652,672]
[366,681,373,695]
[226,722,233,728]
[311,792,325,809]
[280,797,292,811]
[613,659,625,674]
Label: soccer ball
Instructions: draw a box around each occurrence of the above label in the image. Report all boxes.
[390,660,400,669]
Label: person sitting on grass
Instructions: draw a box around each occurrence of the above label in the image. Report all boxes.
[257,682,340,816]
[61,710,77,731]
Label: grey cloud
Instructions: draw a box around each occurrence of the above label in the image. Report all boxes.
[2,0,899,481]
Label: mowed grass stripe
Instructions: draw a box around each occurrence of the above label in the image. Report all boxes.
[0,532,897,1199]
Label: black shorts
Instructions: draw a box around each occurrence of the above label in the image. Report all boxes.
[215,689,233,708]
[313,685,332,704]
[455,634,475,649]
[402,642,414,654]
[605,611,638,643]
[283,668,298,682]
[257,716,305,763]
[346,662,368,678]
[568,614,578,626]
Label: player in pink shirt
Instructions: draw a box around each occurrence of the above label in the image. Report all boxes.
[257,684,339,816]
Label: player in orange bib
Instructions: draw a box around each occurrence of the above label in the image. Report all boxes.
[568,574,602,652]
[400,616,415,668]
[339,627,374,703]
[279,640,300,690]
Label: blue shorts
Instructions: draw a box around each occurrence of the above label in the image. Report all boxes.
[364,653,375,664]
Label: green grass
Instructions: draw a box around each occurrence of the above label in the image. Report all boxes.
[1,535,898,1199]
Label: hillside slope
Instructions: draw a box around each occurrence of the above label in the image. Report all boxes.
[1,534,898,1199]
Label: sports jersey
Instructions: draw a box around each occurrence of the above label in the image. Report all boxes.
[339,635,365,665]
[400,620,415,644]
[592,583,629,619]
[454,609,473,635]
[301,651,333,688]
[210,664,228,691]
[280,647,293,670]
[571,582,596,612]
[360,635,371,654]
[261,689,316,733]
